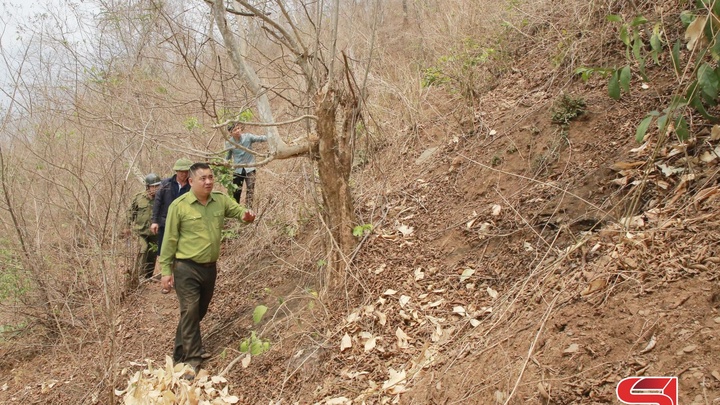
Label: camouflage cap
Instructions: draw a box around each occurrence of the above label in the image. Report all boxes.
[173,158,193,171]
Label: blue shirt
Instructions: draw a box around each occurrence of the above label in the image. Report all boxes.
[225,133,268,173]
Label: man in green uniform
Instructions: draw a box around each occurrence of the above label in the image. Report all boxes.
[127,173,162,281]
[159,162,256,374]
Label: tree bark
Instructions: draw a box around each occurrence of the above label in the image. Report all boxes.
[315,84,358,285]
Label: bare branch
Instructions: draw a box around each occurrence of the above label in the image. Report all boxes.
[214,114,317,130]
[203,0,256,17]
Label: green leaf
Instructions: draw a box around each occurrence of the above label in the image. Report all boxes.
[698,62,719,103]
[689,92,718,121]
[619,25,630,46]
[253,305,268,324]
[250,340,265,355]
[619,65,632,92]
[671,39,682,74]
[636,115,654,142]
[675,116,690,141]
[249,340,261,355]
[711,30,720,61]
[668,95,687,109]
[608,70,621,100]
[703,12,716,42]
[686,80,717,120]
[632,31,643,62]
[606,14,623,23]
[574,67,591,81]
[650,24,662,64]
[680,11,695,26]
[352,223,373,237]
[630,15,649,26]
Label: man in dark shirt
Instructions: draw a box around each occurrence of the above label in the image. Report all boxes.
[151,158,192,270]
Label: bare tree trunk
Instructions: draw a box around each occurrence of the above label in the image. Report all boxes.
[315,84,358,286]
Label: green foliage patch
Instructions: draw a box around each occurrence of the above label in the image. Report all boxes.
[550,94,586,125]
[0,245,27,302]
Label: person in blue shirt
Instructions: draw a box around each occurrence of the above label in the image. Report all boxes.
[225,122,267,209]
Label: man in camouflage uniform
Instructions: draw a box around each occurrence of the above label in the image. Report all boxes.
[127,173,162,280]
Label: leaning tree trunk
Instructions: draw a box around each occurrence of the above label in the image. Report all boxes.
[315,84,358,287]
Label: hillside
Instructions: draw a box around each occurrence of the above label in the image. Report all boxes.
[1,0,720,404]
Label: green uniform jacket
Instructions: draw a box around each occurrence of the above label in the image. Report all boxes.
[127,191,154,237]
[159,191,249,276]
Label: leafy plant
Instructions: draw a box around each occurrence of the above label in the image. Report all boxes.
[0,321,27,340]
[221,108,254,125]
[574,66,613,82]
[421,39,497,95]
[635,97,690,142]
[421,67,450,88]
[183,116,201,131]
[633,2,720,142]
[210,158,238,196]
[352,223,373,237]
[0,246,27,302]
[239,331,270,355]
[550,94,586,125]
[604,14,664,100]
[238,306,271,355]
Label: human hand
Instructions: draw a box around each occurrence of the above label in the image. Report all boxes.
[150,223,159,235]
[242,210,256,223]
[161,275,174,292]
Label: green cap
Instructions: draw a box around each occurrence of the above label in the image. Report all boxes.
[173,158,193,171]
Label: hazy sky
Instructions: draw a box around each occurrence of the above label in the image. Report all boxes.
[1,0,98,108]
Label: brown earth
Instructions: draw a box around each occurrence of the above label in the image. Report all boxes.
[2,2,720,405]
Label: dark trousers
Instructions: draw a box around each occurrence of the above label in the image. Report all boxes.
[137,235,158,279]
[157,226,165,256]
[173,259,217,368]
[232,170,257,208]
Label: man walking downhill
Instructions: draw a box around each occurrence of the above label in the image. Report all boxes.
[225,122,267,209]
[159,162,256,377]
[126,173,162,282]
[151,158,192,293]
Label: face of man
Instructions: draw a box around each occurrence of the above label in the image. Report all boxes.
[231,124,242,140]
[189,167,214,199]
[176,170,189,183]
[146,184,160,199]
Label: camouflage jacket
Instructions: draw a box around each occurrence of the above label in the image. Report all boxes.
[128,191,154,237]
